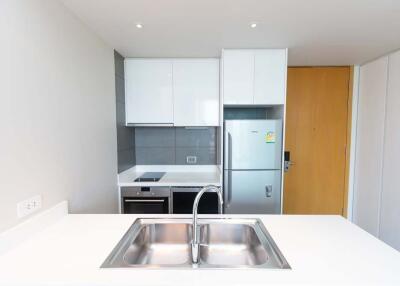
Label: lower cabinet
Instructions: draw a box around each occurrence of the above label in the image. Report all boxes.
[171,187,219,214]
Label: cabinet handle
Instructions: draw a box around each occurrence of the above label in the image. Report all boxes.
[124,199,165,203]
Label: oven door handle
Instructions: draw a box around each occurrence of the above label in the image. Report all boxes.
[124,199,165,203]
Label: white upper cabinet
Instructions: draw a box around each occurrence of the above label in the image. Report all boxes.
[173,59,219,126]
[125,58,220,126]
[223,49,287,105]
[254,50,287,105]
[223,50,254,105]
[125,59,173,125]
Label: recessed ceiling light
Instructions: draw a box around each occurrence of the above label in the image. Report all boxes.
[250,22,257,28]
[136,23,143,29]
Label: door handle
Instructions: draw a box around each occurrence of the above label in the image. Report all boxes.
[265,185,272,198]
[284,151,295,172]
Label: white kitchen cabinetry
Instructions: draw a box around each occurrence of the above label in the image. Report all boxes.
[353,56,388,237]
[173,60,219,126]
[380,50,400,250]
[223,49,287,105]
[125,58,219,126]
[254,49,287,105]
[125,59,173,125]
[223,50,254,105]
[353,50,400,251]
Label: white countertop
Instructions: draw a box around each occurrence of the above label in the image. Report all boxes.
[1,211,399,285]
[118,165,221,187]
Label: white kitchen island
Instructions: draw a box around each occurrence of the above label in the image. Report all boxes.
[0,204,399,286]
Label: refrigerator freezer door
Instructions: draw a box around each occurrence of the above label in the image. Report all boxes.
[224,170,281,214]
[224,120,282,170]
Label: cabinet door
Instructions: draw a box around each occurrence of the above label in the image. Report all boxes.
[254,49,287,105]
[173,60,219,126]
[353,56,388,237]
[380,51,400,250]
[223,50,254,105]
[125,59,173,124]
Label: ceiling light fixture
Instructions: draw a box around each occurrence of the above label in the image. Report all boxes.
[250,22,257,28]
[136,23,143,29]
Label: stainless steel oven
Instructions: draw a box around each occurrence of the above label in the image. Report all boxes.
[121,187,171,214]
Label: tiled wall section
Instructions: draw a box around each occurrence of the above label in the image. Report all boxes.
[224,107,267,120]
[115,51,135,172]
[135,127,217,165]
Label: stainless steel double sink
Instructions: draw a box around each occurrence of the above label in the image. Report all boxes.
[101,218,290,269]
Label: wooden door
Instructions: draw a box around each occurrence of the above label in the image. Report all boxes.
[283,67,351,215]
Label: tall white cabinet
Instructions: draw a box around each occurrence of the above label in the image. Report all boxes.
[354,50,400,251]
[353,57,388,236]
[379,51,400,250]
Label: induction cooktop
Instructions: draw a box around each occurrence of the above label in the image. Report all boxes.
[134,172,166,182]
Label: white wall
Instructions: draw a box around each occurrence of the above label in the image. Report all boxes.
[0,0,118,232]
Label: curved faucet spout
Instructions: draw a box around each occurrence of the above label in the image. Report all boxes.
[191,185,223,264]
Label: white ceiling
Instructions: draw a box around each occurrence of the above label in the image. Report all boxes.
[60,0,400,66]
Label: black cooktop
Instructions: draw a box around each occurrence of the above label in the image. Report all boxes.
[134,172,166,182]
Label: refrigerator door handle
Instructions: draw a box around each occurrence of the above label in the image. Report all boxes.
[265,185,273,197]
[224,132,233,208]
[227,170,232,205]
[223,170,232,208]
[227,132,232,170]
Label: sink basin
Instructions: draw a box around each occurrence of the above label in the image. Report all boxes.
[123,223,192,265]
[101,218,290,269]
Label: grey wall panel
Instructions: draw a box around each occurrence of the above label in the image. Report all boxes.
[175,128,216,147]
[135,127,175,147]
[136,147,175,165]
[224,108,267,120]
[176,147,217,165]
[114,51,125,79]
[115,51,135,173]
[134,127,217,165]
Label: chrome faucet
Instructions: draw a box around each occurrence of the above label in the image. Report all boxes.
[191,185,223,264]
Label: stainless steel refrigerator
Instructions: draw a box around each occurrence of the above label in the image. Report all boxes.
[224,120,283,214]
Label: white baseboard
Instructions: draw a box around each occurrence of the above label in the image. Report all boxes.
[0,201,68,255]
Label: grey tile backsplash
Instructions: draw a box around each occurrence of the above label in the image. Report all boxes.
[175,128,216,148]
[135,128,175,147]
[134,127,217,165]
[135,147,176,165]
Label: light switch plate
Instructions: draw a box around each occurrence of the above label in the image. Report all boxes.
[186,156,197,164]
[17,195,42,218]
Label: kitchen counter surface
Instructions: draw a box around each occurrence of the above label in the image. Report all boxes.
[1,211,400,286]
[118,165,221,187]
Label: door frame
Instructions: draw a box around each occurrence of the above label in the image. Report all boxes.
[346,66,360,221]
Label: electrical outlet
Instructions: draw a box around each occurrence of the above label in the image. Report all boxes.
[17,195,42,218]
[186,156,197,164]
